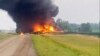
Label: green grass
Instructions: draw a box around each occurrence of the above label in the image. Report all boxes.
[32,34,100,56]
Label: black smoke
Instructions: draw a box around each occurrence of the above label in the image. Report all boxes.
[0,0,59,33]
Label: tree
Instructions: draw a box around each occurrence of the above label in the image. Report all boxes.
[69,24,79,32]
[56,19,70,32]
[79,23,92,33]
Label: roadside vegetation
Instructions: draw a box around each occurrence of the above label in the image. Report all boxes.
[56,19,100,36]
[32,34,100,56]
[0,33,13,41]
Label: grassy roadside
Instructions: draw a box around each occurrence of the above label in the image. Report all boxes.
[32,34,100,56]
[0,33,14,41]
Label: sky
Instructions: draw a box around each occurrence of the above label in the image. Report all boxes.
[0,0,99,30]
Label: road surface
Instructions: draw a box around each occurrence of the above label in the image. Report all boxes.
[0,34,37,56]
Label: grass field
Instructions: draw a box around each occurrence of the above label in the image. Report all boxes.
[32,34,100,56]
[0,33,13,41]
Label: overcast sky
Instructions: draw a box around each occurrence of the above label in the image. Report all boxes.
[0,0,99,30]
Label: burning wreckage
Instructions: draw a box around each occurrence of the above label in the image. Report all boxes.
[0,0,62,33]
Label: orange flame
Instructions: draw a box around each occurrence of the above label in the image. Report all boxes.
[20,32,24,35]
[33,24,55,33]
[19,32,25,41]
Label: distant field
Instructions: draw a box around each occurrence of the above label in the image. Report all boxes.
[32,34,100,56]
[0,33,13,41]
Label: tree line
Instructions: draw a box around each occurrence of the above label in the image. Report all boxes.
[56,19,100,33]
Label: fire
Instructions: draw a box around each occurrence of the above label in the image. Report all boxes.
[44,25,54,32]
[32,18,61,33]
[33,24,43,32]
[20,32,25,41]
[20,32,24,35]
[33,24,55,33]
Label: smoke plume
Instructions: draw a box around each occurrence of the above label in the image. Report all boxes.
[0,0,59,33]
